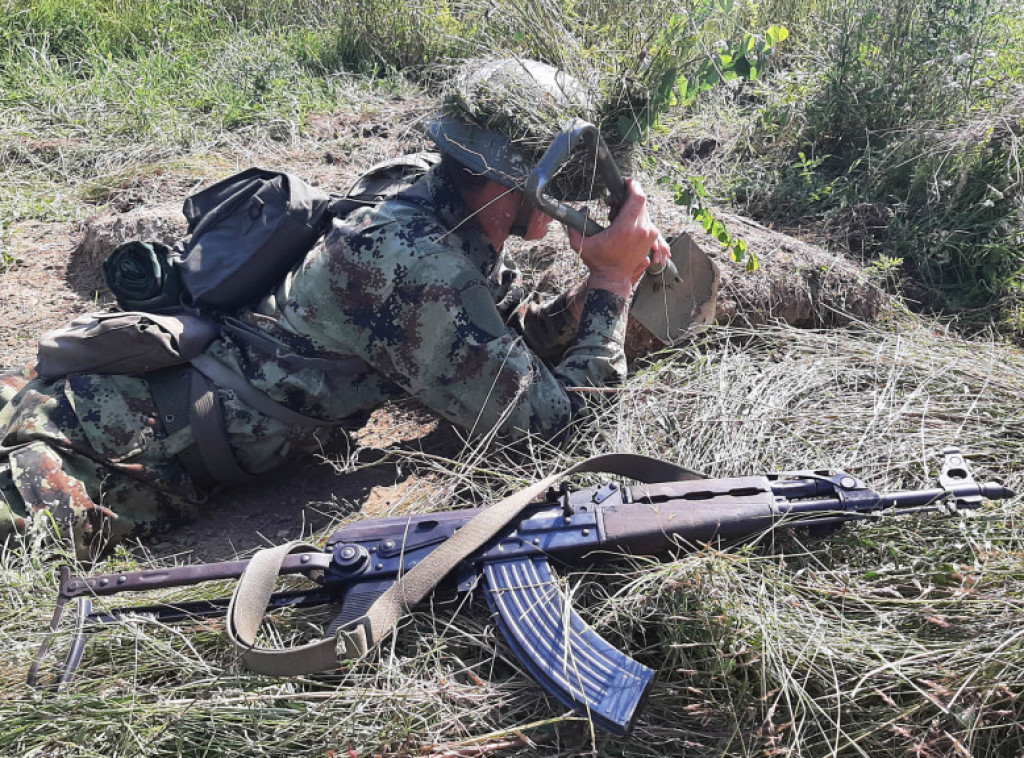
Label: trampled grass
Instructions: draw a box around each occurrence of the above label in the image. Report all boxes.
[3,320,1023,756]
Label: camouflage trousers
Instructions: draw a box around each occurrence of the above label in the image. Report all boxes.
[0,368,205,558]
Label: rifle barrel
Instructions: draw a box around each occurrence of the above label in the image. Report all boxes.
[603,475,1013,553]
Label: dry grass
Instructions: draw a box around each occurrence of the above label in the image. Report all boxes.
[3,318,1022,757]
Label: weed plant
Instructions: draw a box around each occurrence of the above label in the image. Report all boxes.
[688,0,1024,323]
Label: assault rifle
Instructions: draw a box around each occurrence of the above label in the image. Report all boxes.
[29,449,1012,734]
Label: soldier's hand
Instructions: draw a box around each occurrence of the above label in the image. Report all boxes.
[566,179,670,300]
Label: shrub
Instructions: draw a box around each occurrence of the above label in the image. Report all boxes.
[718,0,1024,318]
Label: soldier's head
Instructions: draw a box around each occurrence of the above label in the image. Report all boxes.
[426,58,598,244]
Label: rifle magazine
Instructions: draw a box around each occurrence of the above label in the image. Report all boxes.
[484,556,654,734]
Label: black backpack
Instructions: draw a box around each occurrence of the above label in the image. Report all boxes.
[105,152,440,313]
[177,167,330,310]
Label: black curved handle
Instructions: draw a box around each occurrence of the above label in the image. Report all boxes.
[525,119,626,236]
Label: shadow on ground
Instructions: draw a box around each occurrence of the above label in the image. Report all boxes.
[139,411,464,563]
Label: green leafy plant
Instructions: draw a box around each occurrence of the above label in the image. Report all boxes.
[866,254,904,290]
[601,4,789,146]
[679,23,790,105]
[722,0,1024,323]
[664,175,759,270]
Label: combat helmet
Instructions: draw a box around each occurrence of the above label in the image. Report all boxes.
[426,57,608,201]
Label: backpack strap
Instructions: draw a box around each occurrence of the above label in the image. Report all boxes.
[327,152,440,219]
[390,179,439,216]
[188,367,252,485]
[190,354,332,429]
[148,366,220,490]
[148,353,345,490]
[220,317,367,376]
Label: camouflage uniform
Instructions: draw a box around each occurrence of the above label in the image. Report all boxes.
[0,165,628,555]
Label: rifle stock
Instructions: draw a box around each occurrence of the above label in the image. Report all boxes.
[29,448,1013,734]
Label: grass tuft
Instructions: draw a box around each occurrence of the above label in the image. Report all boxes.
[4,319,1024,756]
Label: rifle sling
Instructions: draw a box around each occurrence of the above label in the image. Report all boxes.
[226,453,704,676]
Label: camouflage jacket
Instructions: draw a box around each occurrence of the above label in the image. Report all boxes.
[204,164,629,471]
[0,165,629,552]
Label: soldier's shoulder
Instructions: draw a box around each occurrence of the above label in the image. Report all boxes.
[329,200,447,255]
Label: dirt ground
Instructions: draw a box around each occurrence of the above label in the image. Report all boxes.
[0,95,887,563]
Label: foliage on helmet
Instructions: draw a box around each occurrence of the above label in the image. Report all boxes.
[435,57,633,200]
[443,58,594,161]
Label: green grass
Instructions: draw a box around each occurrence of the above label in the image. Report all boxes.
[0,0,371,267]
[673,0,1024,324]
[3,0,1024,754]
